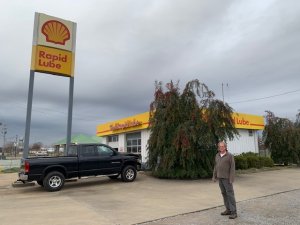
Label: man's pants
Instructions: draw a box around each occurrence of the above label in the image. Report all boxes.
[219,178,237,213]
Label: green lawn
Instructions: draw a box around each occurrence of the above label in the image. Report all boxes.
[0,167,20,173]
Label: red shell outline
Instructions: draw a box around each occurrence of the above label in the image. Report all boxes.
[41,20,71,45]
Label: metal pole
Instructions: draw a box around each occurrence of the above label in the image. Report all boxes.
[222,83,224,103]
[222,83,229,103]
[1,125,7,158]
[66,77,74,155]
[15,135,18,158]
[0,123,2,158]
[2,132,4,158]
[2,130,4,158]
[23,70,35,158]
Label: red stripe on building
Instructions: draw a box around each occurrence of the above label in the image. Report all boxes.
[250,123,264,127]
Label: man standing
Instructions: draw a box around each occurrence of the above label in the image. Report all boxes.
[212,141,237,219]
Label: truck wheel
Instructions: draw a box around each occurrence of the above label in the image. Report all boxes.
[121,165,136,182]
[43,171,65,192]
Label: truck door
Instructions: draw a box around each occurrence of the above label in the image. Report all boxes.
[96,145,122,174]
[78,145,102,176]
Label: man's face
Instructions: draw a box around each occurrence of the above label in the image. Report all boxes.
[218,143,226,154]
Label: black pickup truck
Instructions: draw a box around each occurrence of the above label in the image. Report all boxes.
[18,143,141,192]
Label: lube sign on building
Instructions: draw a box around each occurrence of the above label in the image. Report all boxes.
[31,13,76,77]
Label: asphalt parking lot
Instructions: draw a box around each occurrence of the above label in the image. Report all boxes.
[141,189,300,225]
[0,168,299,225]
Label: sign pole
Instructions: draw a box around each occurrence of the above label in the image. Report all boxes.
[26,13,77,157]
[66,77,74,154]
[23,70,35,158]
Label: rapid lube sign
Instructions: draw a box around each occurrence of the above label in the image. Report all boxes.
[31,46,73,75]
[24,13,77,158]
[31,13,76,77]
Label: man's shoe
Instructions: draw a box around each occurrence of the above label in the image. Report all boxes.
[221,210,231,216]
[229,213,237,219]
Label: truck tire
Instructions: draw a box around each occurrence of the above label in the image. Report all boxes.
[121,165,136,182]
[43,171,65,192]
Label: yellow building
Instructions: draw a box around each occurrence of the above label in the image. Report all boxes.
[97,112,264,164]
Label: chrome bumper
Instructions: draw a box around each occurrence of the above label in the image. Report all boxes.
[18,173,28,181]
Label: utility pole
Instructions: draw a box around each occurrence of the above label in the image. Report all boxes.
[15,135,18,158]
[222,83,224,103]
[1,124,7,158]
[18,138,24,157]
[221,83,229,103]
[0,122,2,158]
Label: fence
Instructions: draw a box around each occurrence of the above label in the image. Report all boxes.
[0,159,21,172]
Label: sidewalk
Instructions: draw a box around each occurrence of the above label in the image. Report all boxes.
[0,167,299,225]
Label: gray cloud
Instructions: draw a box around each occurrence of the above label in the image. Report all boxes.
[0,0,299,146]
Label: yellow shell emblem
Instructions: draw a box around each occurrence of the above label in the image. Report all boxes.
[41,20,70,45]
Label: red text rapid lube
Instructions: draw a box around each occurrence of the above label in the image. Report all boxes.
[38,51,68,69]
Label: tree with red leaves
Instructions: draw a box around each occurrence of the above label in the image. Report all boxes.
[148,79,238,178]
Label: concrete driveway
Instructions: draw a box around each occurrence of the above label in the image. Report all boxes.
[0,168,299,225]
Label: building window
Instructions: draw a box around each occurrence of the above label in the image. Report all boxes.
[108,135,118,142]
[126,132,141,154]
[248,130,253,136]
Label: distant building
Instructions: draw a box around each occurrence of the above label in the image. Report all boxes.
[53,134,103,156]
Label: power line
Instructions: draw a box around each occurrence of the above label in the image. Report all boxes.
[10,103,101,121]
[229,89,300,104]
[6,88,300,119]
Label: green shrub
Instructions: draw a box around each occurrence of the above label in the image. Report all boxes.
[235,152,274,170]
[1,167,20,173]
[240,152,258,157]
[247,155,261,168]
[235,155,248,170]
[259,157,274,167]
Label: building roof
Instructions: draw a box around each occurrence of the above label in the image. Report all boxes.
[96,111,265,137]
[54,134,102,145]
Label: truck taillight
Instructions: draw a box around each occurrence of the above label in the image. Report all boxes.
[25,161,30,173]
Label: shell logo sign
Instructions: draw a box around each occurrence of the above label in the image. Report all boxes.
[41,20,71,45]
[31,13,76,77]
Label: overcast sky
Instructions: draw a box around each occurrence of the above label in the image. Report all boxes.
[1,0,299,146]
